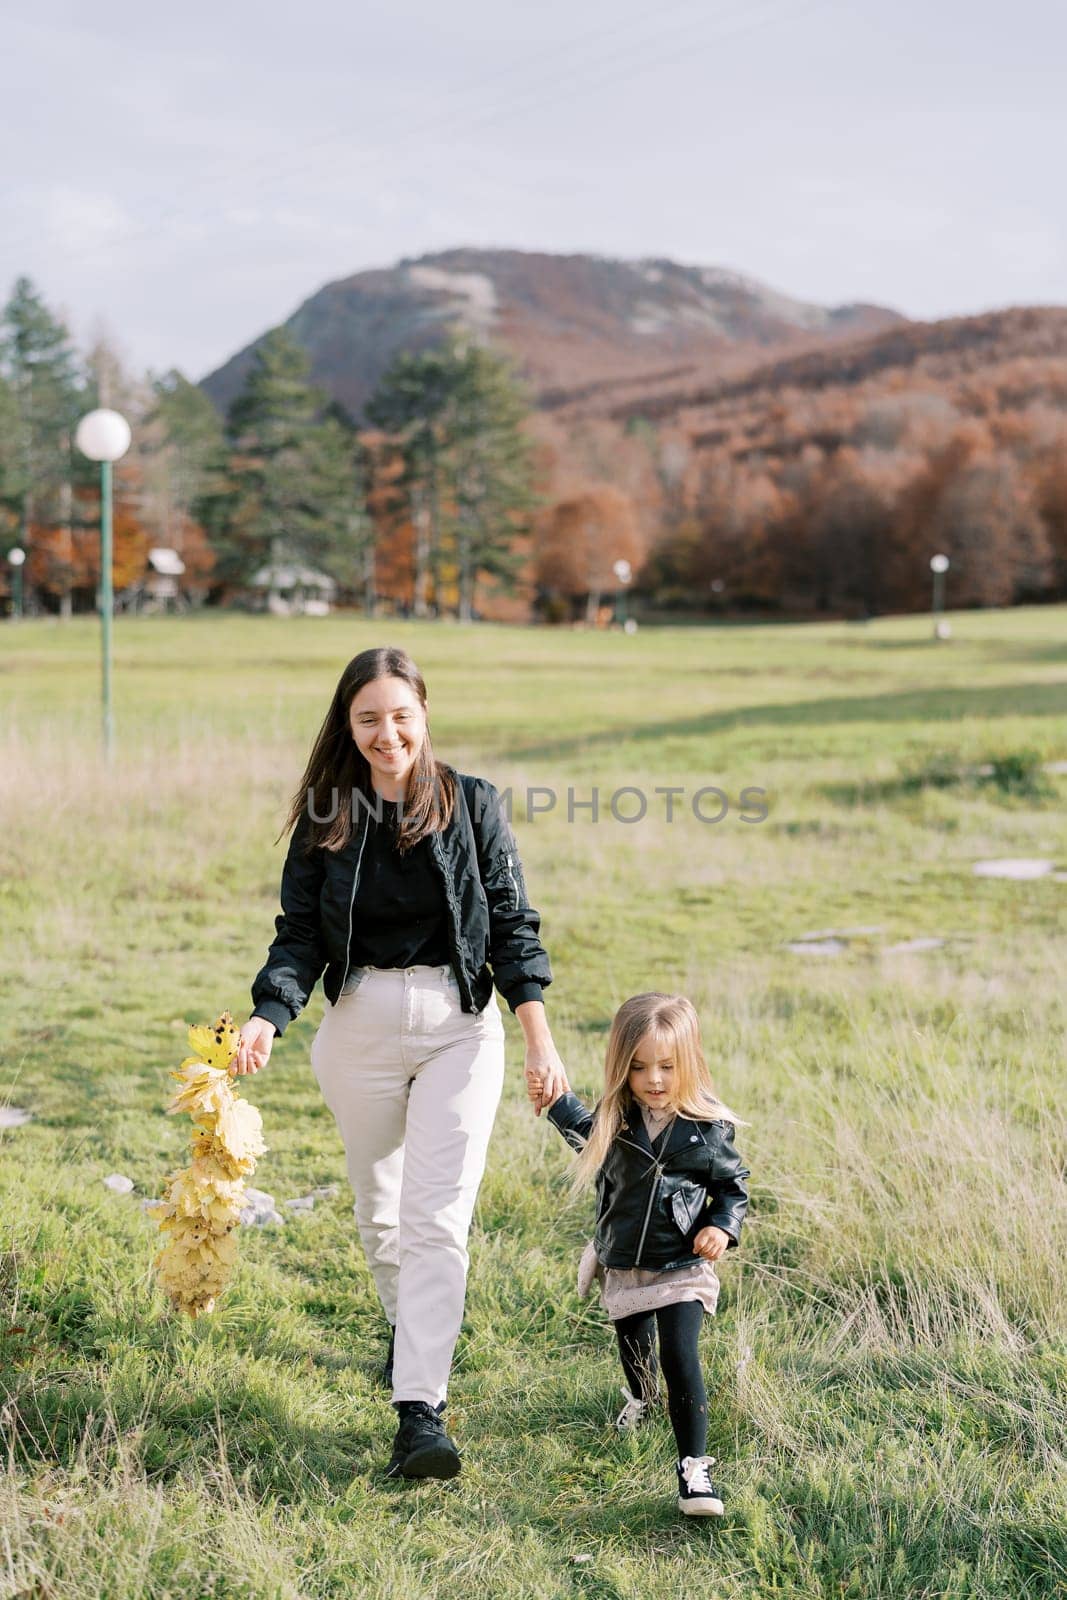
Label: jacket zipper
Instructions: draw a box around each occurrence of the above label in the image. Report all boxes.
[428,828,468,1006]
[504,851,519,909]
[633,1162,665,1267]
[339,812,369,993]
[623,1113,682,1269]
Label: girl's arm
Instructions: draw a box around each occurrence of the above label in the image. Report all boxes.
[545,1091,595,1154]
[705,1122,750,1246]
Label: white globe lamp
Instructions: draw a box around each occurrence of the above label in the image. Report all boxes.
[76,409,132,463]
[7,545,26,622]
[929,553,950,641]
[612,558,633,628]
[76,408,131,756]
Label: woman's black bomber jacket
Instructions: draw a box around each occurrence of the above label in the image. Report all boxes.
[548,1092,750,1271]
[250,769,552,1036]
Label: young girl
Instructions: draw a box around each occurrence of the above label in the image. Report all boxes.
[538,992,749,1517]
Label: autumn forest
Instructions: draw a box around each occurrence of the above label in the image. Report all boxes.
[3,263,1067,623]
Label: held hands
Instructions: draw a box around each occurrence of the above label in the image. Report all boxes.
[523,1044,570,1117]
[231,1018,276,1076]
[514,999,570,1117]
[692,1225,730,1262]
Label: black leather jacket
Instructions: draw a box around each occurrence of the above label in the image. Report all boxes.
[250,770,552,1035]
[548,1092,750,1271]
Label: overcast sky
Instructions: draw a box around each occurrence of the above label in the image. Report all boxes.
[4,0,1063,381]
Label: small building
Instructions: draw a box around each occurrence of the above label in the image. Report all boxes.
[116,547,190,614]
[146,547,187,607]
[250,561,337,616]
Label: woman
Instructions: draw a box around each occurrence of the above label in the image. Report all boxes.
[233,645,569,1481]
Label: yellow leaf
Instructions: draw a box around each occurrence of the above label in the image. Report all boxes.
[214,1098,267,1165]
[185,1012,241,1071]
[154,1010,267,1318]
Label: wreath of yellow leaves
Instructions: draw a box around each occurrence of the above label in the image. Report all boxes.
[150,1012,267,1317]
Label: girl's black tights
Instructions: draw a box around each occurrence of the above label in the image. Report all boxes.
[614,1300,707,1460]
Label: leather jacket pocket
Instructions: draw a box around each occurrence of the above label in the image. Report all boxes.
[668,1179,708,1235]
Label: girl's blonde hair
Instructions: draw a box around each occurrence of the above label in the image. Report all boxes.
[571,992,742,1191]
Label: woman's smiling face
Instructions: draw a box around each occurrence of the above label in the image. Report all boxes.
[349,675,427,795]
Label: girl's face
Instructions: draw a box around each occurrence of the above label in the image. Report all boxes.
[627,1031,676,1110]
[349,675,427,795]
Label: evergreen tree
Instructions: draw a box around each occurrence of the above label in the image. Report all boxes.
[366,347,456,615]
[199,329,353,590]
[347,435,377,614]
[0,277,87,613]
[366,338,537,618]
[0,373,21,541]
[445,343,537,621]
[144,370,226,550]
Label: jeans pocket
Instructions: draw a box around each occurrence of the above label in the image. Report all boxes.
[340,966,367,999]
[478,996,506,1040]
[309,1022,325,1089]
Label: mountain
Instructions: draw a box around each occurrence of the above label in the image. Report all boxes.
[602,303,1067,424]
[199,247,905,420]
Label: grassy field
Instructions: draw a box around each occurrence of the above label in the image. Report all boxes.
[1,606,1065,1600]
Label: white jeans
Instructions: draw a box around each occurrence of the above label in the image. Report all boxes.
[310,963,506,1407]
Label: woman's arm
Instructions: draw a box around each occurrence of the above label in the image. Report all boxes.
[248,808,328,1039]
[467,778,552,1004]
[467,777,569,1114]
[514,998,570,1116]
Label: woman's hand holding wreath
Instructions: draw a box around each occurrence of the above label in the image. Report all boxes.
[233,1017,276,1075]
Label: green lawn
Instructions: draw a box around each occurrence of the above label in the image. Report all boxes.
[1,607,1065,1600]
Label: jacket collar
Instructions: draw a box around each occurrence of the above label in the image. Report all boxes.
[624,1099,655,1158]
[623,1100,708,1163]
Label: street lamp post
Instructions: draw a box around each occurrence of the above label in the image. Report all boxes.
[7,546,25,620]
[76,408,131,757]
[930,553,950,641]
[612,558,633,628]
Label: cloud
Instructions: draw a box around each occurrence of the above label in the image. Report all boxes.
[41,186,135,259]
[986,219,1063,281]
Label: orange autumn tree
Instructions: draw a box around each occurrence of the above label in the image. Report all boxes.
[535,485,642,621]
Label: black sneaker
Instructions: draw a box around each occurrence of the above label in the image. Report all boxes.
[380,1326,395,1390]
[385,1403,461,1480]
[676,1455,724,1516]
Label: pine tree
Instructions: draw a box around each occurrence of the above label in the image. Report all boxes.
[0,277,87,614]
[199,329,354,592]
[144,370,226,554]
[346,435,377,614]
[366,338,537,618]
[445,343,537,622]
[366,347,456,616]
[0,372,21,539]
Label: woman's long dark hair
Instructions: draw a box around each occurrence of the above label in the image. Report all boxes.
[278,646,456,855]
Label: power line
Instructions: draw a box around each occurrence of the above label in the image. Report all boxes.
[5,0,830,268]
[172,0,837,292]
[2,0,716,262]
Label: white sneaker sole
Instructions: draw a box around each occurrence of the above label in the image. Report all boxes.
[678,1494,725,1517]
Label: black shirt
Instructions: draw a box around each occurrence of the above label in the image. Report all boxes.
[347,799,453,971]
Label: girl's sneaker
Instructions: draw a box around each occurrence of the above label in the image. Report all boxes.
[614,1387,649,1430]
[676,1455,725,1516]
